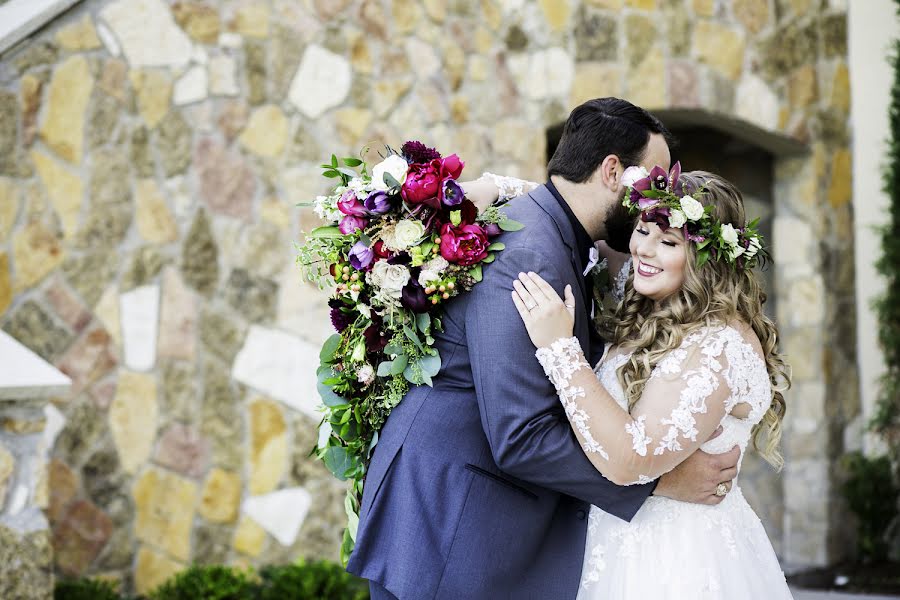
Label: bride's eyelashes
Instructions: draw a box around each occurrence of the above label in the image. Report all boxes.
[636,226,679,247]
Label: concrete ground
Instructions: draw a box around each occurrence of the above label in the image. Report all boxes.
[790,587,900,599]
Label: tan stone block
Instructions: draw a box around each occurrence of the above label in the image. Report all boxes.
[248,398,287,495]
[539,0,571,30]
[239,105,289,158]
[199,468,241,523]
[39,55,94,164]
[34,462,48,509]
[693,21,746,80]
[333,108,373,145]
[788,64,817,110]
[450,95,469,124]
[692,0,714,15]
[233,515,266,556]
[482,0,502,30]
[260,198,291,230]
[135,180,178,244]
[626,0,656,9]
[626,48,666,108]
[443,40,467,90]
[0,178,18,243]
[2,416,46,434]
[232,4,270,37]
[20,74,42,146]
[0,443,13,508]
[172,2,221,44]
[99,59,129,103]
[586,0,623,8]
[94,285,121,347]
[135,545,184,595]
[734,0,769,33]
[110,371,158,474]
[349,34,373,75]
[55,15,101,50]
[827,149,852,208]
[373,78,412,117]
[31,149,82,239]
[0,252,10,316]
[830,62,850,113]
[12,222,64,292]
[424,0,446,22]
[157,267,197,361]
[133,468,198,562]
[571,62,623,107]
[475,26,494,54]
[130,70,172,129]
[468,56,489,82]
[392,0,422,34]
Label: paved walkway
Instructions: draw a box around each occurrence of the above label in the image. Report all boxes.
[791,587,899,599]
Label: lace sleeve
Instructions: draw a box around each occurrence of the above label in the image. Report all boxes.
[611,257,632,303]
[535,327,750,486]
[480,172,539,202]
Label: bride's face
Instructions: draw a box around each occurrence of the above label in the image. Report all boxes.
[628,220,687,302]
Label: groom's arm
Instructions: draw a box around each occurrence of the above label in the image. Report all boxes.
[466,246,653,521]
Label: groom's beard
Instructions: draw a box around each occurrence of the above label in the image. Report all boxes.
[604,201,636,254]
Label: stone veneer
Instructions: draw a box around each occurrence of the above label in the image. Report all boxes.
[0,0,854,592]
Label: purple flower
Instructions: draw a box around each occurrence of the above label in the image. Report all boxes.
[364,190,392,214]
[339,215,367,234]
[484,223,502,237]
[637,196,659,211]
[440,177,464,207]
[349,240,375,270]
[649,166,669,191]
[400,279,430,313]
[668,161,682,197]
[328,299,353,332]
[684,225,706,243]
[401,141,442,163]
[338,190,368,217]
[641,206,671,230]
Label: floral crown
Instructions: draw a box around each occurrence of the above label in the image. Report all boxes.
[621,161,767,270]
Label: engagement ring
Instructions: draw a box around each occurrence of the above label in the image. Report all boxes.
[715,483,728,497]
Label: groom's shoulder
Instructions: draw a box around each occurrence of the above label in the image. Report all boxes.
[496,188,565,254]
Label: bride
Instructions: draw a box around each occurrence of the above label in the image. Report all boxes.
[475,167,792,598]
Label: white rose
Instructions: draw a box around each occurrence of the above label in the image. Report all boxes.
[668,209,686,228]
[392,219,425,250]
[424,255,449,274]
[729,244,746,260]
[680,195,705,221]
[745,236,762,258]
[368,260,410,298]
[357,364,375,386]
[372,155,409,191]
[418,269,440,287]
[720,223,739,247]
[621,166,650,187]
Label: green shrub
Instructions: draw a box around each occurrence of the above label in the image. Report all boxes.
[54,577,124,600]
[842,451,900,561]
[147,565,256,600]
[258,561,369,600]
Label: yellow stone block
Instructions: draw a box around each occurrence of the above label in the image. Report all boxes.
[392,0,422,34]
[627,48,666,108]
[130,70,172,129]
[450,95,469,123]
[248,398,287,495]
[260,198,291,230]
[468,56,489,82]
[199,468,241,523]
[586,0,623,8]
[334,108,373,145]
[12,222,63,292]
[373,79,412,117]
[133,468,198,562]
[136,180,179,244]
[239,105,289,157]
[94,285,122,347]
[110,372,158,474]
[0,253,10,316]
[232,4,269,37]
[55,15,101,50]
[571,62,623,108]
[424,0,446,22]
[693,21,746,80]
[474,26,494,54]
[31,150,83,239]
[0,443,13,506]
[830,62,850,113]
[827,149,852,208]
[482,0,502,31]
[788,64,817,109]
[39,55,94,164]
[135,546,184,596]
[172,2,221,44]
[233,515,266,557]
[626,0,657,9]
[0,178,19,243]
[733,0,769,34]
[349,33,373,75]
[692,0,714,15]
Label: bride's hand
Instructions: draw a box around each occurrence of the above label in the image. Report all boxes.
[459,178,501,213]
[511,272,576,348]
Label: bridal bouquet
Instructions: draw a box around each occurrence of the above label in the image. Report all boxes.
[298,141,522,563]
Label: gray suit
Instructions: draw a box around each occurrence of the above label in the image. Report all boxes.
[347,185,654,599]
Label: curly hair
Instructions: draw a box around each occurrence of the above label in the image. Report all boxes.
[602,171,791,469]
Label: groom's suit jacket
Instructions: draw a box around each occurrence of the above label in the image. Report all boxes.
[347,185,654,599]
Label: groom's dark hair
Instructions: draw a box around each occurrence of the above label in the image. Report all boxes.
[548,98,674,183]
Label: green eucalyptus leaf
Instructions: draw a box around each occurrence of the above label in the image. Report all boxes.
[403,324,424,350]
[383,172,401,189]
[309,226,344,239]
[320,334,342,362]
[331,154,339,168]
[482,254,495,264]
[499,218,524,232]
[323,170,340,178]
[343,157,363,167]
[318,381,347,408]
[487,242,506,251]
[416,313,431,333]
[322,446,353,481]
[390,353,409,375]
[384,343,404,356]
[376,361,394,377]
[419,352,441,378]
[469,264,483,282]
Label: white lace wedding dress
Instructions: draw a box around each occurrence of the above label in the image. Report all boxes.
[535,269,793,599]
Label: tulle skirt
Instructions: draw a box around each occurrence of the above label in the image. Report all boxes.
[577,486,793,600]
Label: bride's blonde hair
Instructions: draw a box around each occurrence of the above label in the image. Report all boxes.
[604,171,791,469]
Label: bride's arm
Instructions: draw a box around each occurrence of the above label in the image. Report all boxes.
[511,272,732,486]
[460,173,540,212]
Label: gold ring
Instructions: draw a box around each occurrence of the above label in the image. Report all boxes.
[715,483,728,497]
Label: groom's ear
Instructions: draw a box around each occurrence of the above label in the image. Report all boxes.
[596,154,623,191]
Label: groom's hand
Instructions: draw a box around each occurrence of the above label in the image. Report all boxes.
[652,430,741,505]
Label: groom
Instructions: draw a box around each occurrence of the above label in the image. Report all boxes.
[347,98,741,599]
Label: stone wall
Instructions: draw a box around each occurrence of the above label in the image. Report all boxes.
[0,0,854,592]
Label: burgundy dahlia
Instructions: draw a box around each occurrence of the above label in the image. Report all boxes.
[401,141,442,163]
[328,299,353,332]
